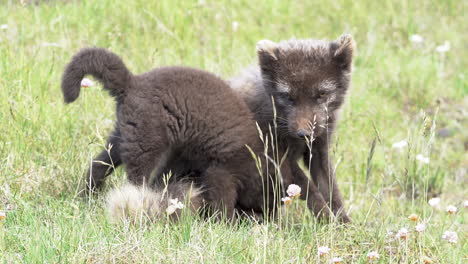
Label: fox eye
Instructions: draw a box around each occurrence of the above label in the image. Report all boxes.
[277,92,293,102]
[318,91,327,97]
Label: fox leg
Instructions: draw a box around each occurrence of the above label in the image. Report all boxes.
[84,128,122,193]
[199,166,238,220]
[307,139,351,223]
[289,160,333,221]
[121,123,172,187]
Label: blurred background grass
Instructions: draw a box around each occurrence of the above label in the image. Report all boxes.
[0,0,466,262]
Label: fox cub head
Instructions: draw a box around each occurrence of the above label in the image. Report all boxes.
[256,34,355,138]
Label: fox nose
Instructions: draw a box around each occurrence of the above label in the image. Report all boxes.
[296,130,310,137]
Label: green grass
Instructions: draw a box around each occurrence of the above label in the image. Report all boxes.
[0,0,466,263]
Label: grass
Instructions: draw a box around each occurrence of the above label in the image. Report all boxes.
[0,0,466,263]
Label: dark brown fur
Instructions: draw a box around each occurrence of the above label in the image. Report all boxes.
[61,48,291,218]
[231,34,355,222]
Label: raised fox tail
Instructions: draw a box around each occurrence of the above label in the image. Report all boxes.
[61,47,132,103]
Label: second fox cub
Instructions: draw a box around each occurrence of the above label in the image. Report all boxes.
[231,34,355,222]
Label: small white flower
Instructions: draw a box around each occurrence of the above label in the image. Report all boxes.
[103,119,114,126]
[442,231,458,243]
[410,34,424,44]
[169,198,184,209]
[416,154,430,164]
[0,211,6,220]
[396,228,409,239]
[166,198,184,215]
[367,251,380,260]
[281,197,292,205]
[446,205,457,214]
[41,42,61,47]
[422,256,433,264]
[332,257,344,263]
[286,184,301,197]
[435,41,450,53]
[408,213,419,221]
[464,200,468,208]
[428,197,441,207]
[415,223,426,233]
[80,78,94,88]
[392,140,408,149]
[317,246,330,256]
[0,24,8,30]
[166,205,177,215]
[232,21,239,32]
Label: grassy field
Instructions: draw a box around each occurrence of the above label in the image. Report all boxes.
[0,0,466,263]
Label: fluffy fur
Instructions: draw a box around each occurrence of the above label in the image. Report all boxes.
[62,48,291,219]
[231,34,355,222]
[106,182,203,223]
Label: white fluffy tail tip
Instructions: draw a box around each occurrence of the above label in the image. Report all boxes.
[106,183,203,224]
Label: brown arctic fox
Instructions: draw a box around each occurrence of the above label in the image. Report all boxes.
[61,48,294,219]
[230,34,355,222]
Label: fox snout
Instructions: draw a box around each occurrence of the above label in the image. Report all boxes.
[292,117,314,138]
[289,110,327,138]
[296,129,309,137]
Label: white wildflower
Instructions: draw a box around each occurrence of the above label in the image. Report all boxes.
[0,24,8,30]
[410,34,424,44]
[408,213,419,221]
[428,197,441,207]
[396,228,409,239]
[392,140,408,149]
[103,119,114,126]
[416,154,430,164]
[367,251,380,260]
[166,198,184,215]
[169,198,184,209]
[281,197,292,205]
[442,231,458,243]
[80,78,94,88]
[0,210,5,220]
[41,42,61,47]
[435,41,450,53]
[415,223,426,233]
[166,205,177,215]
[232,21,239,32]
[286,184,301,197]
[464,200,468,208]
[317,246,330,256]
[422,256,433,263]
[446,205,457,214]
[332,257,344,263]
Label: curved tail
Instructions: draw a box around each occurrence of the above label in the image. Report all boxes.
[106,182,204,224]
[61,47,132,103]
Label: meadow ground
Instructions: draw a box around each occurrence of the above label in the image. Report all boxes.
[0,0,466,263]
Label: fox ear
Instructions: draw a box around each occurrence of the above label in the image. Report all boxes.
[256,39,279,87]
[256,39,279,68]
[332,34,355,70]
